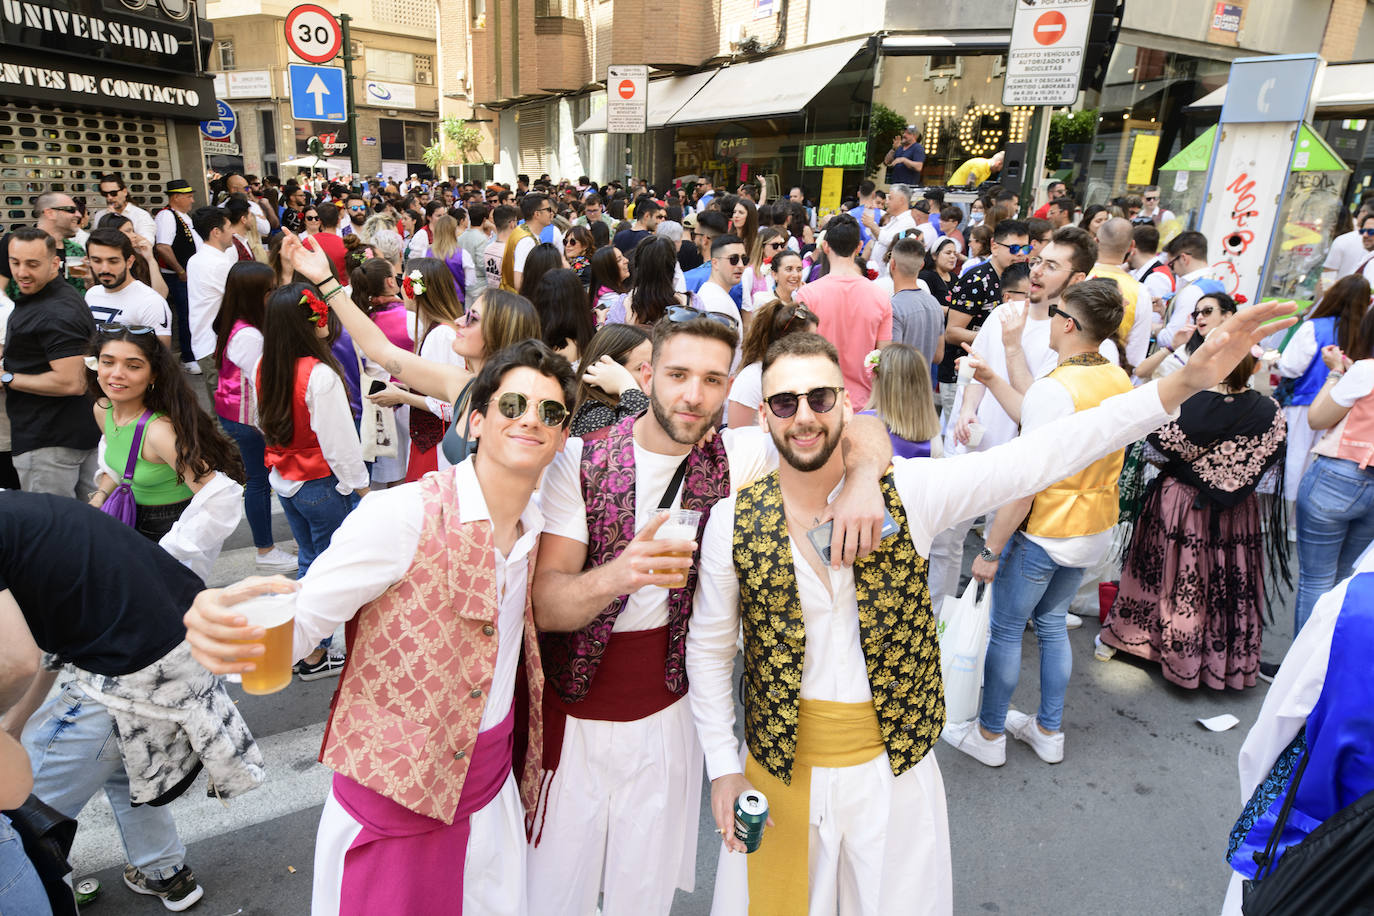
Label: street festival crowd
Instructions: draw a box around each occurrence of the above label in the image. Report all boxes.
[1,133,1372,915]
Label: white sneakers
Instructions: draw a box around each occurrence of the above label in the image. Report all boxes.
[182,360,202,376]
[943,712,1065,766]
[255,546,299,575]
[941,720,1006,767]
[1005,710,1065,764]
[1065,612,1084,630]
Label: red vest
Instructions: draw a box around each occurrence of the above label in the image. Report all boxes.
[261,357,332,482]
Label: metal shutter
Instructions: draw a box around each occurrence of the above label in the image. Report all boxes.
[0,101,175,234]
[517,105,548,174]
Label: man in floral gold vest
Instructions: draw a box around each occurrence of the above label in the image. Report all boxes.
[183,340,575,916]
[688,307,1295,915]
[527,311,895,915]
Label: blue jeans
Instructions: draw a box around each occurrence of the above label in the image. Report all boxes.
[164,272,192,363]
[0,813,52,916]
[279,475,358,580]
[979,532,1086,734]
[1294,455,1374,632]
[23,683,185,880]
[220,416,276,549]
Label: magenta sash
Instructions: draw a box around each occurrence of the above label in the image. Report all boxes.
[335,706,515,916]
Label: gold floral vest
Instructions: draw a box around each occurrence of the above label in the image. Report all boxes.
[731,471,944,784]
[1023,354,1134,539]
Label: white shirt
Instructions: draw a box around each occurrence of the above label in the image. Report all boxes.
[1020,375,1118,568]
[407,228,431,261]
[688,380,1178,779]
[728,361,763,410]
[1322,229,1368,282]
[153,208,202,269]
[290,458,540,733]
[249,359,369,497]
[512,235,537,275]
[539,427,776,632]
[1160,266,1212,349]
[871,210,918,271]
[218,197,270,238]
[1132,257,1174,310]
[85,280,172,337]
[224,325,264,425]
[694,282,744,373]
[417,323,465,470]
[185,244,237,359]
[1276,319,1323,380]
[93,203,156,245]
[949,304,1059,453]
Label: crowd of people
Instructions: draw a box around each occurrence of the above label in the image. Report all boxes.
[0,158,1367,916]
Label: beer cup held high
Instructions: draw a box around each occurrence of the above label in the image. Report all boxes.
[234,592,297,695]
[650,508,702,589]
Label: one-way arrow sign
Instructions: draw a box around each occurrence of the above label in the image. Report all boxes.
[288,63,346,122]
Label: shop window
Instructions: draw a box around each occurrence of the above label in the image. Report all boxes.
[404,123,431,161]
[366,48,415,83]
[217,39,236,71]
[379,118,405,161]
[472,0,486,27]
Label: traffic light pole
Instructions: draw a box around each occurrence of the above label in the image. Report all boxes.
[340,13,360,177]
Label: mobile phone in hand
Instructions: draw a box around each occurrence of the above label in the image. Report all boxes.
[806,510,900,564]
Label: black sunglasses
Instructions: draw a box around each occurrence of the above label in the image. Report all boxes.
[97,322,156,335]
[496,391,568,427]
[1192,306,1218,319]
[665,304,739,330]
[716,253,750,266]
[305,214,321,221]
[776,304,817,335]
[1047,303,1083,331]
[1361,229,1374,238]
[48,205,79,214]
[765,386,844,419]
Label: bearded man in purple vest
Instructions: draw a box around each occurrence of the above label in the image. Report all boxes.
[527,308,895,915]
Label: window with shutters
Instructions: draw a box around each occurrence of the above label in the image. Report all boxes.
[366,48,415,83]
[217,39,236,71]
[517,108,548,174]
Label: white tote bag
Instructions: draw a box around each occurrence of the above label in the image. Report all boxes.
[936,581,992,724]
[357,351,398,462]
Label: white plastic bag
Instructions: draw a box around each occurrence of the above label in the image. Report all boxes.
[936,581,991,724]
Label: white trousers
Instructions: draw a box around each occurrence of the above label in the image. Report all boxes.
[711,747,953,916]
[526,697,701,916]
[311,772,527,916]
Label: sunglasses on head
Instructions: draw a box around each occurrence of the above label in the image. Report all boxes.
[765,386,843,419]
[776,304,817,334]
[717,253,749,266]
[665,304,739,330]
[97,322,156,336]
[496,391,568,427]
[1047,303,1083,331]
[997,241,1034,255]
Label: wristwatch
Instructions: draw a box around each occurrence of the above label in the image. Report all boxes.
[978,545,998,563]
[1,372,12,389]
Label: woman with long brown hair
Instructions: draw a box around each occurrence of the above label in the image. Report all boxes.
[1274,273,1372,511]
[88,324,246,542]
[569,323,652,437]
[278,231,541,468]
[725,298,817,427]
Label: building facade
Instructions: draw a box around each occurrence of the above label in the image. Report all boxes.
[206,0,438,180]
[0,0,216,231]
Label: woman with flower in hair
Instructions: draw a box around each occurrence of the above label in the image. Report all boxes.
[253,282,369,582]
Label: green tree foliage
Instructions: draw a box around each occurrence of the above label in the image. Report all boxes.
[867,102,906,177]
[1047,109,1098,172]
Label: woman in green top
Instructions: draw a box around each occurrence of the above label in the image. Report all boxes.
[88,324,245,541]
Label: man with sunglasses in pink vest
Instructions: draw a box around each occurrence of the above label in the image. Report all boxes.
[526,308,895,915]
[183,233,577,915]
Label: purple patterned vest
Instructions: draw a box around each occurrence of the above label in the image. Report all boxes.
[540,414,732,703]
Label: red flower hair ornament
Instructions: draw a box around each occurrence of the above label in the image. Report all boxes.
[302,289,329,328]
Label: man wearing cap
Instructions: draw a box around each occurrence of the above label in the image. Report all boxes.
[884,126,926,186]
[153,179,204,374]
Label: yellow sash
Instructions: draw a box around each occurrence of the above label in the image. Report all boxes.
[743,699,884,915]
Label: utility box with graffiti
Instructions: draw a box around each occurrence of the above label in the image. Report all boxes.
[1266,128,1349,305]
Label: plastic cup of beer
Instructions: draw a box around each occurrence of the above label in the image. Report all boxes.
[651,509,701,589]
[233,591,297,695]
[65,255,89,281]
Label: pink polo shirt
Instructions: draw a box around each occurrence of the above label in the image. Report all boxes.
[795,273,893,409]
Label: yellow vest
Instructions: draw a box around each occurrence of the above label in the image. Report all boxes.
[1087,263,1143,345]
[499,224,534,292]
[1024,356,1134,539]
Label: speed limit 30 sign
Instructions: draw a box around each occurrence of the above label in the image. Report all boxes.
[285,4,343,64]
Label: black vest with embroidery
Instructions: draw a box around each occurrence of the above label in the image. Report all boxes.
[731,471,944,784]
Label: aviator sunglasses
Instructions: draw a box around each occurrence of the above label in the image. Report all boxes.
[496,391,569,428]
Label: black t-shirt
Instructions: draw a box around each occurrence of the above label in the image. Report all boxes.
[3,279,98,455]
[677,239,704,272]
[0,491,203,675]
[939,261,1002,383]
[614,228,652,256]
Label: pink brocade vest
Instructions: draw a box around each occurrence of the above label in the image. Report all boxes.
[213,320,249,423]
[318,469,546,825]
[1336,391,1374,469]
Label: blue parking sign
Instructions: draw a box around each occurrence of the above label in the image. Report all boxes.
[200,100,236,141]
[288,64,347,122]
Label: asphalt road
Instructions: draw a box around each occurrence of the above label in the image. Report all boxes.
[60,514,1297,916]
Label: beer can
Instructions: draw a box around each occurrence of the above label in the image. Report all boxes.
[75,877,101,904]
[733,790,768,853]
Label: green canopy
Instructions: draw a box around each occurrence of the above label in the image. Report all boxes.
[1160,126,1215,172]
[1291,124,1347,173]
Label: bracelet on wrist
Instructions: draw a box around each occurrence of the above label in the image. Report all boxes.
[1328,370,1345,381]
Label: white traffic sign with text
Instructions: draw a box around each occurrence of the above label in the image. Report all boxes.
[1003,0,1092,107]
[606,65,648,134]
